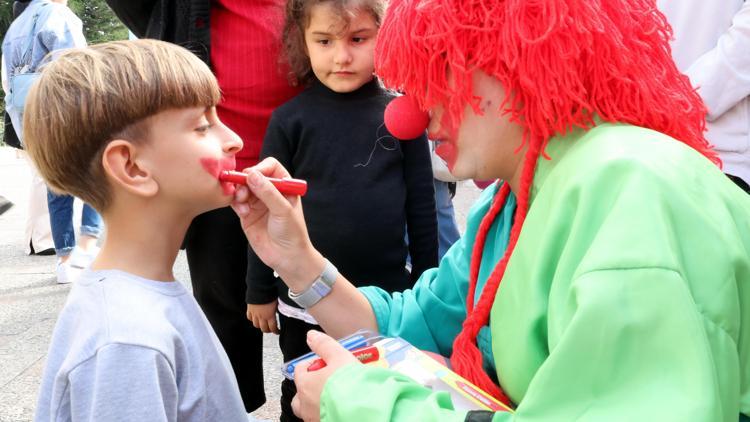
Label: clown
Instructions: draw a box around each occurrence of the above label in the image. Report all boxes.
[231,0,750,420]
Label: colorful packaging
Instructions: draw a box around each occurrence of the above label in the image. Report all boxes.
[282,330,513,412]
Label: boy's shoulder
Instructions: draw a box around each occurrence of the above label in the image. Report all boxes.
[36,271,248,421]
[52,271,198,369]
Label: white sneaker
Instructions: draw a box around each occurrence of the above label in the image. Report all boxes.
[57,246,99,284]
[55,260,73,284]
[68,246,100,271]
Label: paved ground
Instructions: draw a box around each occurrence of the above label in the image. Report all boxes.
[0,145,482,421]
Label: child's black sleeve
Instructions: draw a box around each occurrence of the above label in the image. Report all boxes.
[245,112,295,304]
[401,133,439,281]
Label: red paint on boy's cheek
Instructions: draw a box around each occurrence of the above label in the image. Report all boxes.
[202,157,238,196]
[200,158,221,177]
[200,157,237,178]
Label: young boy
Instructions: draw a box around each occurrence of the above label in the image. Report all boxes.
[24,40,248,421]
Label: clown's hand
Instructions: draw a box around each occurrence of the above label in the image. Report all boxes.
[231,158,324,290]
[292,330,361,421]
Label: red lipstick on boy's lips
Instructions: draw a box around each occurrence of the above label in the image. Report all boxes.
[218,171,308,197]
[200,157,236,177]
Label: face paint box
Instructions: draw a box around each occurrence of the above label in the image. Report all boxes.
[282,329,514,413]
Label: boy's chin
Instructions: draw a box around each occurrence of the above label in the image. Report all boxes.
[196,194,234,215]
[215,195,234,209]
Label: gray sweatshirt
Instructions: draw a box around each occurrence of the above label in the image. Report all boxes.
[34,270,247,422]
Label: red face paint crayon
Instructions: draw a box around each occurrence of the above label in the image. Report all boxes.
[218,170,308,196]
[306,345,381,372]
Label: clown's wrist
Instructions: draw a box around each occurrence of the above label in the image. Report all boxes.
[287,258,338,309]
[279,249,327,292]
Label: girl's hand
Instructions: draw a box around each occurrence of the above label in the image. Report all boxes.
[246,300,279,334]
[292,330,360,421]
[231,158,324,290]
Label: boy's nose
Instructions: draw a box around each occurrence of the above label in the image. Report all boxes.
[222,128,243,154]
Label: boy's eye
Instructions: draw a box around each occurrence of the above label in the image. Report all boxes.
[316,39,330,45]
[195,124,211,133]
[352,37,366,43]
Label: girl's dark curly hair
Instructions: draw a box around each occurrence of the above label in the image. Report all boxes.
[282,0,385,86]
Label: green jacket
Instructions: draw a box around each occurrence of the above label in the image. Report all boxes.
[321,124,750,421]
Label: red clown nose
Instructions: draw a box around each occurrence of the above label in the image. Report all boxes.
[384,95,429,140]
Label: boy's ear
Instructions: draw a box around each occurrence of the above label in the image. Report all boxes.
[101,140,159,198]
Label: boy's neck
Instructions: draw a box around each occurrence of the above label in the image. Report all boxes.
[91,203,192,282]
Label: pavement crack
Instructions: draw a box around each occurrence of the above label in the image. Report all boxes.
[1,354,45,390]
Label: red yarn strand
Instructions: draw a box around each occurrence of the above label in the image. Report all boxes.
[449,143,540,406]
[466,182,509,313]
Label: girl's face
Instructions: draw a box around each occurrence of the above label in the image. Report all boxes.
[304,3,378,93]
[427,70,525,183]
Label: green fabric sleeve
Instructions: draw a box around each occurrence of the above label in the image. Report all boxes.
[327,267,736,421]
[321,363,469,422]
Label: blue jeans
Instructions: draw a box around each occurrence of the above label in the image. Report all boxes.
[434,179,460,259]
[47,189,103,257]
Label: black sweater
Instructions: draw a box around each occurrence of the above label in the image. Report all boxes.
[246,79,438,306]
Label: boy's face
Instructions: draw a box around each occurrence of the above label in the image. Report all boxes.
[304,3,378,93]
[142,107,243,213]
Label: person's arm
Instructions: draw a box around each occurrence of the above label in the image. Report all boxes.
[320,267,732,421]
[362,185,505,354]
[41,9,87,52]
[245,247,279,307]
[2,55,8,94]
[684,3,750,120]
[245,114,295,306]
[244,115,295,333]
[401,133,438,280]
[235,164,502,342]
[246,243,280,334]
[104,0,158,38]
[66,344,178,421]
[233,156,377,338]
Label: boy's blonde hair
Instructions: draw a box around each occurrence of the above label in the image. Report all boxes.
[24,39,221,212]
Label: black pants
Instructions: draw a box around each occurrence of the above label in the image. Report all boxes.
[728,174,750,195]
[183,207,265,412]
[3,111,21,149]
[279,313,322,422]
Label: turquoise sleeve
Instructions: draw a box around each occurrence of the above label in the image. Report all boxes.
[359,234,471,356]
[359,184,512,357]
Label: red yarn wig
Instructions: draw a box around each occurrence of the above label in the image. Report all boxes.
[375,0,719,406]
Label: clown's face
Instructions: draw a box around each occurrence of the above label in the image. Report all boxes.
[427,70,525,185]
